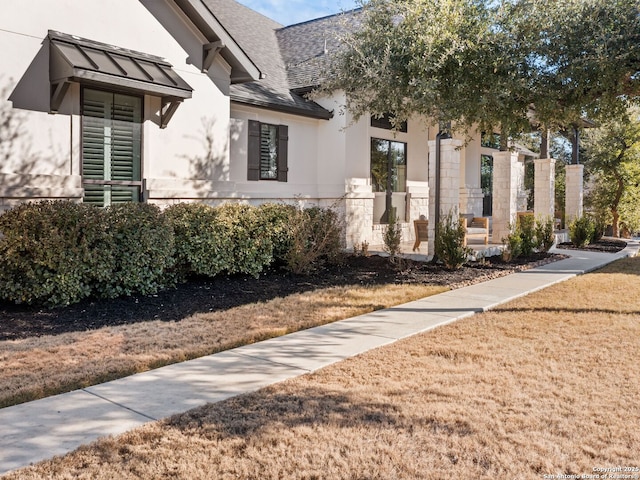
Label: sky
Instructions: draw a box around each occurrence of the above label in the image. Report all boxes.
[236,0,360,26]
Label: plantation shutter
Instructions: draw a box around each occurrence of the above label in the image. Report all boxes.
[82,90,110,207]
[111,93,141,203]
[247,120,261,181]
[277,124,288,182]
[82,88,142,206]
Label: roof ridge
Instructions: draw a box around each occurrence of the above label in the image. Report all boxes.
[277,7,362,30]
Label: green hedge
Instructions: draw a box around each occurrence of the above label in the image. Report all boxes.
[0,200,344,307]
[0,201,110,306]
[98,203,175,298]
[0,201,175,307]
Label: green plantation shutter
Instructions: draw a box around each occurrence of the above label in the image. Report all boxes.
[247,120,261,181]
[111,94,141,182]
[82,88,142,206]
[82,91,108,183]
[277,124,288,182]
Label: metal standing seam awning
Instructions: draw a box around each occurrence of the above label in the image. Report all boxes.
[48,30,193,128]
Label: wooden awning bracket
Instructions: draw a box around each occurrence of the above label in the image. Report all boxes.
[202,40,225,73]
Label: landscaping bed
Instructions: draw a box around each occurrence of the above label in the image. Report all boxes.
[556,237,628,253]
[0,252,559,342]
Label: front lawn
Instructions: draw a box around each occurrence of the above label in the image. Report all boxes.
[5,256,639,479]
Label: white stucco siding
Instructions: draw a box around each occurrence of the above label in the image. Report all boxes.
[0,0,233,207]
[230,104,326,198]
[0,30,74,177]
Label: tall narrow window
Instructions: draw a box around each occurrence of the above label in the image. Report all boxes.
[371,138,407,223]
[481,154,493,216]
[247,120,288,182]
[82,88,142,206]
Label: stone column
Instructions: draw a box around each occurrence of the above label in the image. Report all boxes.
[407,181,429,245]
[534,157,556,219]
[492,151,522,242]
[344,178,374,250]
[428,138,463,254]
[565,164,584,223]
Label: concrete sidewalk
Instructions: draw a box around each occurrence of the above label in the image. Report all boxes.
[1,241,638,475]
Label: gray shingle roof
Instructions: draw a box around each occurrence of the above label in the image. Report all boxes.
[276,9,362,91]
[200,0,334,119]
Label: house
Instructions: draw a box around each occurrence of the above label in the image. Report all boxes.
[0,0,576,251]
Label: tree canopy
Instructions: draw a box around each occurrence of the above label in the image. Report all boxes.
[320,0,640,138]
[583,106,640,236]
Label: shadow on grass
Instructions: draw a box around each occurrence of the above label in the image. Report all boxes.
[495,306,640,315]
[164,386,475,441]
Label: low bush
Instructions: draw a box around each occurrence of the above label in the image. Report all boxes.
[569,215,595,247]
[0,201,111,307]
[256,203,296,265]
[383,210,403,263]
[284,205,344,274]
[518,214,538,257]
[164,203,234,278]
[502,224,523,262]
[435,210,471,270]
[98,203,176,298]
[215,203,273,277]
[535,216,556,253]
[591,214,606,243]
[0,200,347,307]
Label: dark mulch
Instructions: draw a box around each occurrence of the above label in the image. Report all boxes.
[0,252,563,342]
[556,238,628,253]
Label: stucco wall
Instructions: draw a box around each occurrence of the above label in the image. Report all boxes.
[0,0,232,209]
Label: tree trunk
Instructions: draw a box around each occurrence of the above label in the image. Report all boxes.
[611,174,625,237]
[611,208,620,237]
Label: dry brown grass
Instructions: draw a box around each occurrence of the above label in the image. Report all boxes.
[6,257,640,480]
[0,284,446,408]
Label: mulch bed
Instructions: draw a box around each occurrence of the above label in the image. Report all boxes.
[556,238,628,253]
[0,252,566,342]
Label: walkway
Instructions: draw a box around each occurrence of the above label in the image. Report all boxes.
[1,242,638,475]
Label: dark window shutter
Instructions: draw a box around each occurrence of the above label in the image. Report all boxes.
[247,120,261,181]
[277,124,288,182]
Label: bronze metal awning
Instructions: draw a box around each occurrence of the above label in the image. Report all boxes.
[49,30,193,127]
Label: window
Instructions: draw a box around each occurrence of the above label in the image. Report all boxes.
[247,120,288,181]
[481,132,501,149]
[371,113,407,133]
[371,138,407,223]
[481,154,493,216]
[82,88,142,206]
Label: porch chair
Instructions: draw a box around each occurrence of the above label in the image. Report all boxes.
[460,213,489,246]
[412,217,429,251]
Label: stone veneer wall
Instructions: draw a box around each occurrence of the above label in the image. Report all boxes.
[428,138,463,254]
[534,158,556,219]
[565,164,584,222]
[492,151,522,242]
[0,174,83,213]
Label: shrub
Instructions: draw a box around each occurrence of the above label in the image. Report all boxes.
[435,210,471,270]
[518,214,538,257]
[591,214,606,243]
[535,216,556,253]
[164,203,234,278]
[502,223,523,262]
[382,210,403,263]
[569,215,595,247]
[284,205,344,274]
[98,203,176,298]
[0,201,111,306]
[256,203,297,265]
[215,203,273,277]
